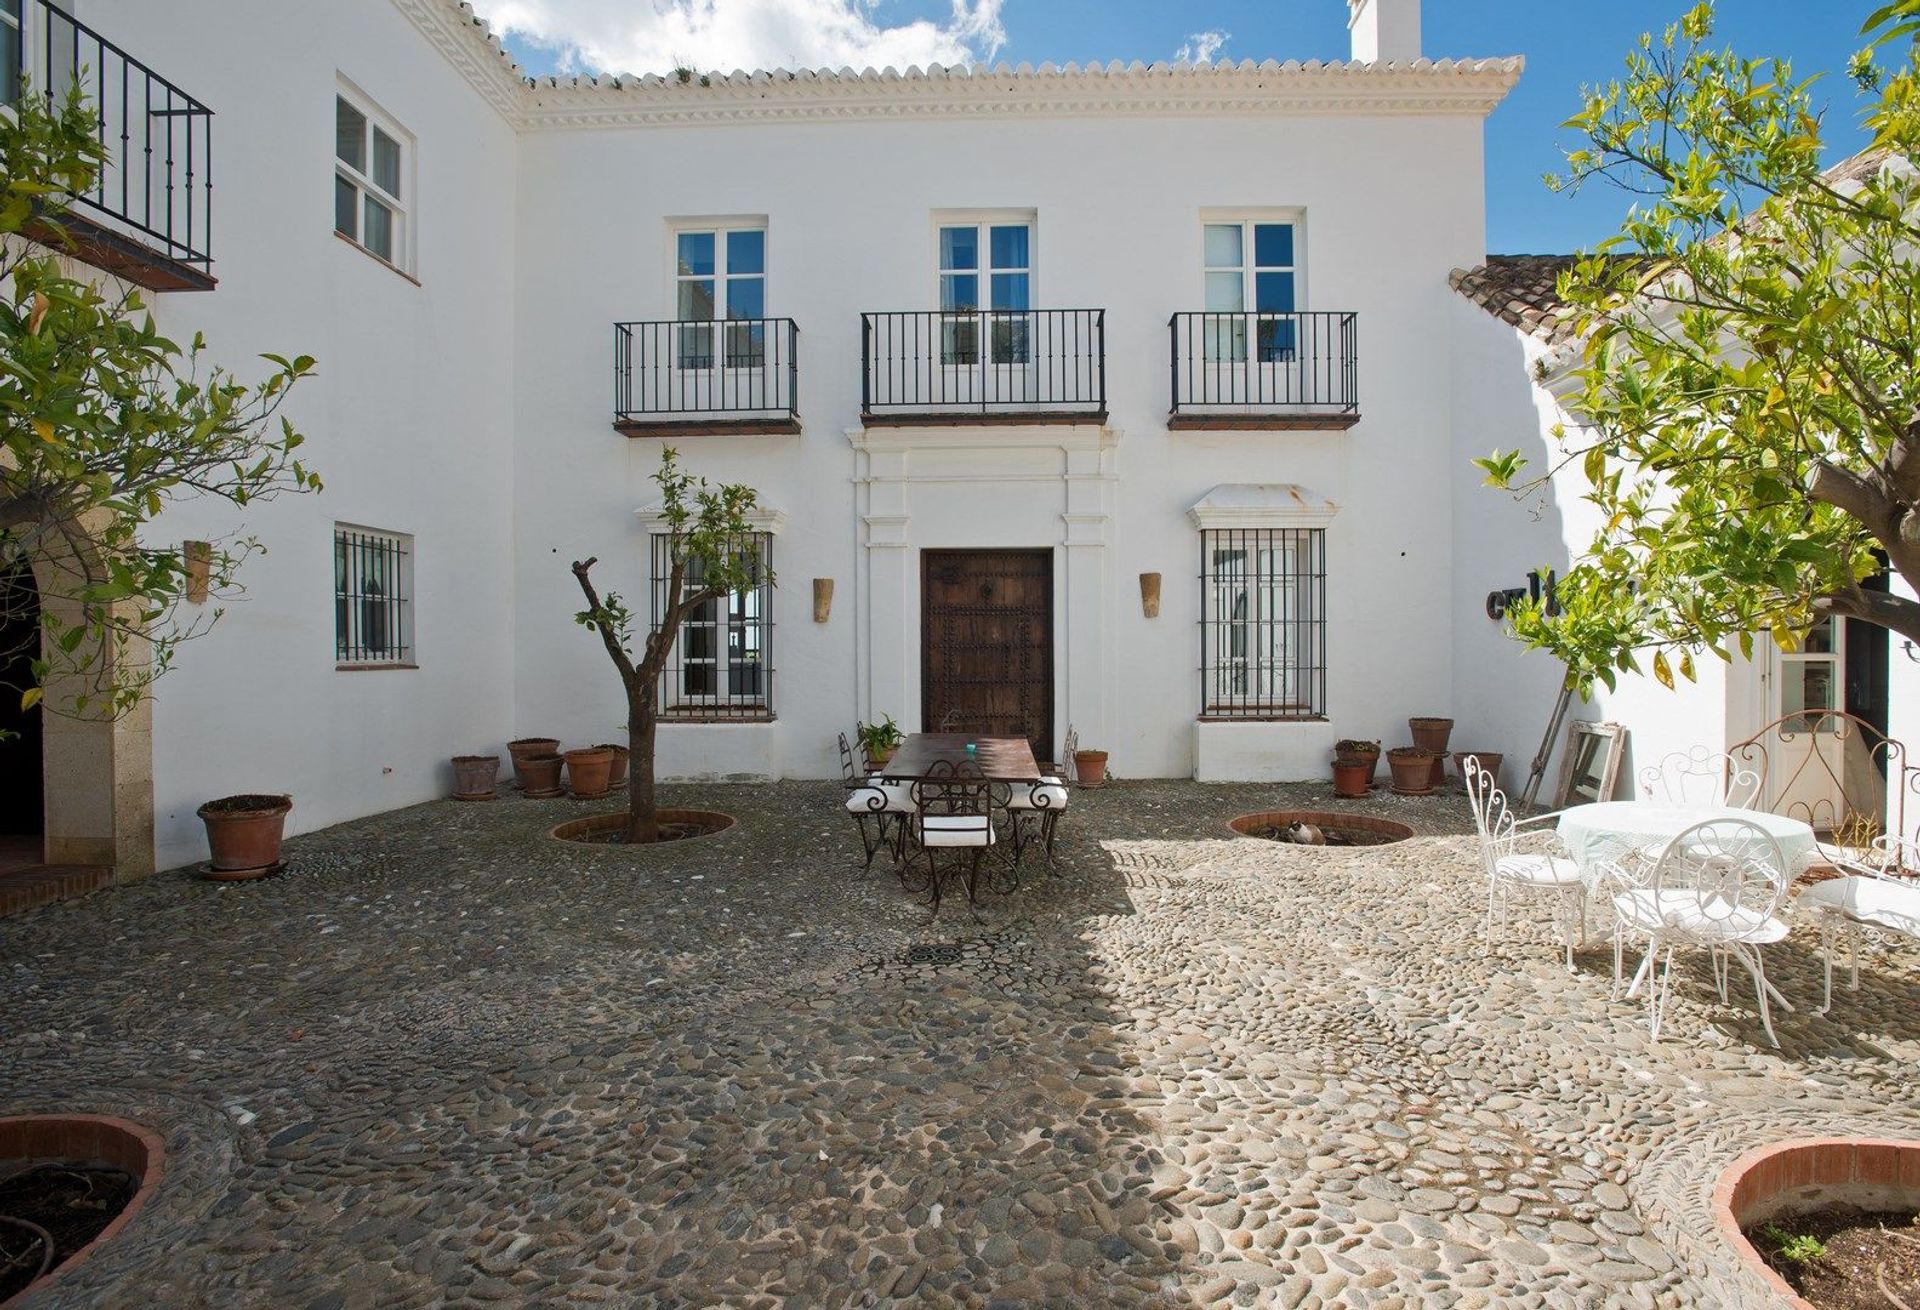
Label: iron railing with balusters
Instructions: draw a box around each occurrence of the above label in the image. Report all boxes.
[861,309,1106,422]
[614,318,799,431]
[1169,311,1357,425]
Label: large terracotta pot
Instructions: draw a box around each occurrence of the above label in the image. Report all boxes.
[1386,748,1435,796]
[518,754,564,798]
[508,738,561,789]
[595,744,630,789]
[1453,751,1504,793]
[1409,718,1454,787]
[565,747,615,799]
[1074,750,1109,787]
[1331,759,1371,799]
[451,755,499,801]
[1335,742,1381,786]
[197,794,292,879]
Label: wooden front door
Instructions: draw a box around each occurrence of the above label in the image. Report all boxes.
[921,549,1054,763]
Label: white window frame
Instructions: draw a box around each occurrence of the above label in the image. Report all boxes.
[667,217,769,371]
[1199,210,1305,364]
[334,79,414,275]
[0,1,22,107]
[334,523,416,669]
[932,210,1036,367]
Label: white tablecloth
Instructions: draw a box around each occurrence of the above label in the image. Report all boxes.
[1555,802,1820,880]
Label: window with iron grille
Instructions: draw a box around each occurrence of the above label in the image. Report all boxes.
[334,525,414,667]
[1199,527,1325,718]
[649,532,773,719]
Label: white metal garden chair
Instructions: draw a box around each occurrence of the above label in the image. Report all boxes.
[1464,757,1585,971]
[838,732,910,872]
[905,762,1007,914]
[1006,776,1069,872]
[1609,817,1793,1046]
[1638,746,1762,809]
[1797,831,1920,1014]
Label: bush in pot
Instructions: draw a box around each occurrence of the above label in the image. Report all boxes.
[856,715,904,772]
[1334,739,1382,785]
[198,794,292,879]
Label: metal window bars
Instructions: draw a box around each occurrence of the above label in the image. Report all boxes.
[17,0,214,277]
[1169,312,1357,419]
[649,532,774,719]
[334,528,412,665]
[614,319,799,425]
[861,309,1106,421]
[1199,527,1326,719]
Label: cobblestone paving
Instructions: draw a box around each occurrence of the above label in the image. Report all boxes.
[6,780,1920,1308]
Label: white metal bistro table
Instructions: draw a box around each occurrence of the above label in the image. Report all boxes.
[1555,802,1820,885]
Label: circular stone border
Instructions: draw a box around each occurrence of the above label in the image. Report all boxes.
[1224,810,1416,844]
[549,808,736,847]
[1712,1136,1920,1309]
[0,1114,165,1306]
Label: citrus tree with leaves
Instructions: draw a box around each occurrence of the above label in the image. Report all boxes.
[1478,2,1920,693]
[572,449,765,843]
[1,80,319,717]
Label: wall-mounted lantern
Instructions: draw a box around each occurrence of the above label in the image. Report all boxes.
[813,578,834,623]
[1139,572,1161,619]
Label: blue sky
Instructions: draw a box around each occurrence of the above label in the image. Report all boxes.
[493,2,1876,255]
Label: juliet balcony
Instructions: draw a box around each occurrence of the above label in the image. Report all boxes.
[860,309,1108,426]
[612,318,801,437]
[9,0,216,291]
[1168,311,1359,430]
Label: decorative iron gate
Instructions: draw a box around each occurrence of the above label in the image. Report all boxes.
[920,550,1053,763]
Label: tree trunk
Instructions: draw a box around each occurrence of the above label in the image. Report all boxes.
[626,694,658,844]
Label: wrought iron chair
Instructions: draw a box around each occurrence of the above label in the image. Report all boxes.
[1464,757,1585,971]
[1057,724,1079,784]
[838,733,909,872]
[1638,746,1762,810]
[1609,818,1793,1046]
[1798,830,1920,1014]
[905,760,1007,915]
[1005,776,1069,874]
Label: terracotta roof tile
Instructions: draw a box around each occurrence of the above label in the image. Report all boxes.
[1449,255,1589,343]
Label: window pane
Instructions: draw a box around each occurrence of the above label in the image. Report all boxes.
[726,229,764,275]
[676,323,714,368]
[335,97,366,170]
[1204,223,1243,269]
[989,224,1029,270]
[725,276,764,320]
[677,231,715,277]
[1,17,18,107]
[988,272,1028,311]
[940,273,978,312]
[1254,271,1295,313]
[334,175,358,239]
[941,318,979,365]
[363,196,393,259]
[724,321,765,367]
[939,225,977,271]
[678,279,715,321]
[1803,618,1835,654]
[1253,223,1294,268]
[1205,270,1244,312]
[371,126,401,198]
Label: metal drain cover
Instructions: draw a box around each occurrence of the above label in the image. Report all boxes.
[903,943,965,966]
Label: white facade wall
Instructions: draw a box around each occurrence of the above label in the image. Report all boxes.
[81,0,520,868]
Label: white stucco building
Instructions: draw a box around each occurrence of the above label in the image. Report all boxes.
[1,0,1910,882]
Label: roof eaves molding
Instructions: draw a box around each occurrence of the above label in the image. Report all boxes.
[634,502,789,536]
[390,0,529,124]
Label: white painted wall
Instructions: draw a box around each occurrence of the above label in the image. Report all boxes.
[1890,577,1920,837]
[81,0,519,867]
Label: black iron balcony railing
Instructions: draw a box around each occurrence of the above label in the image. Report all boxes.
[613,318,800,435]
[1169,311,1358,429]
[14,0,215,290]
[861,309,1106,424]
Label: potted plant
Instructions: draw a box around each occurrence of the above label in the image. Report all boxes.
[451,755,499,801]
[595,743,631,789]
[565,745,615,799]
[1331,756,1371,799]
[197,794,293,880]
[1334,739,1382,785]
[518,753,565,799]
[856,715,905,772]
[1073,748,1109,788]
[1386,746,1435,796]
[1453,750,1503,792]
[507,737,560,790]
[1409,718,1454,788]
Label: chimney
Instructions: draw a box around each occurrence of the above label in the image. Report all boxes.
[1348,0,1421,64]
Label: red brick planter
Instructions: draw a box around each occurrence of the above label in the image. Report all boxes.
[1713,1137,1920,1308]
[0,1114,165,1306]
[550,809,736,846]
[1225,811,1415,844]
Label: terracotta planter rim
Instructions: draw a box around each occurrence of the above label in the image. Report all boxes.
[1386,747,1433,759]
[563,747,614,762]
[508,737,559,748]
[1409,717,1455,729]
[196,794,291,820]
[1074,749,1109,761]
[0,1114,166,1302]
[452,754,499,765]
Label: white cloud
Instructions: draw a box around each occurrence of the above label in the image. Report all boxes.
[470,0,1007,76]
[1174,29,1230,64]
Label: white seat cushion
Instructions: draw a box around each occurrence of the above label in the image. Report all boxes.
[1797,875,1920,938]
[1610,888,1789,945]
[919,814,995,848]
[1494,853,1582,888]
[846,783,911,814]
[1007,782,1069,811]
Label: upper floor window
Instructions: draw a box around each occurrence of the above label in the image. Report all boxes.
[938,219,1031,364]
[1,1,21,105]
[335,88,411,272]
[675,224,765,368]
[1199,526,1325,719]
[1204,220,1297,362]
[335,524,415,668]
[651,532,773,719]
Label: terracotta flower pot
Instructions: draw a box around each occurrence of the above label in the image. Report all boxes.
[1331,759,1371,799]
[1409,718,1454,787]
[1074,750,1109,787]
[508,738,561,790]
[197,794,292,879]
[565,747,615,799]
[1453,751,1503,793]
[1386,748,1435,796]
[518,754,565,798]
[595,744,630,789]
[1335,741,1382,785]
[451,755,499,801]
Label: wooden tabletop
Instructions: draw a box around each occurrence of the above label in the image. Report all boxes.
[878,733,1041,782]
